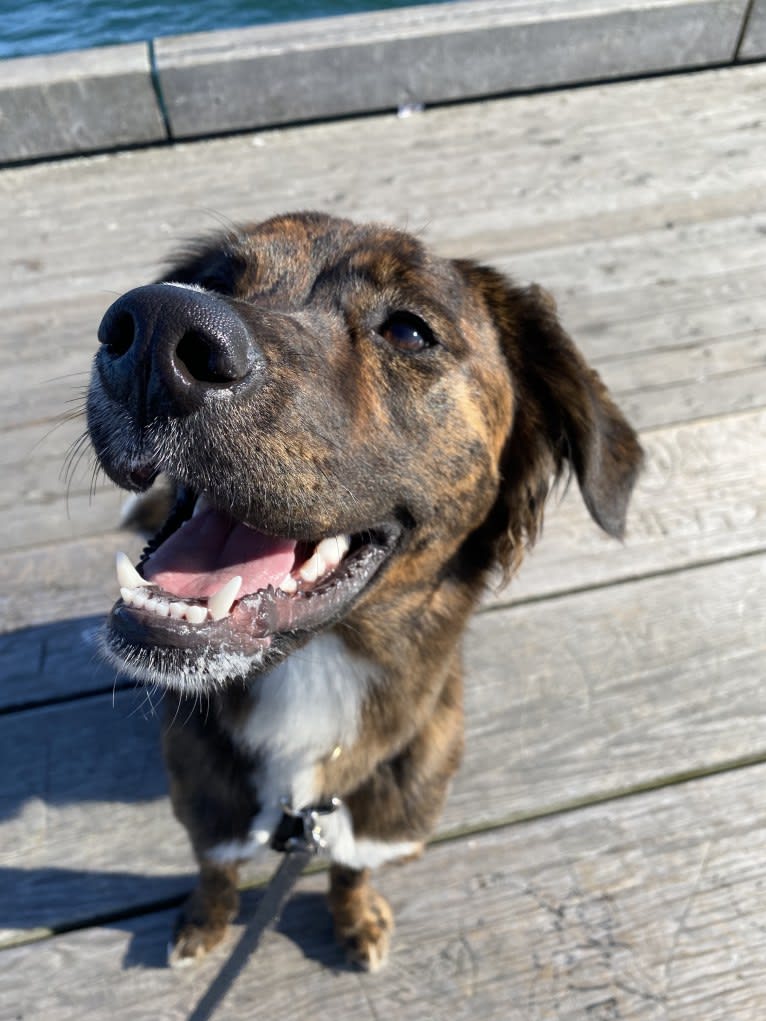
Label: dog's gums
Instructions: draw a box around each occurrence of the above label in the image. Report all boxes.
[109,488,399,662]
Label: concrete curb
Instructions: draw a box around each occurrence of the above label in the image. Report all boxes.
[0,44,166,163]
[740,0,766,58]
[0,0,760,165]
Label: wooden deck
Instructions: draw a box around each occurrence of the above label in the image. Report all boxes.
[1,61,766,1020]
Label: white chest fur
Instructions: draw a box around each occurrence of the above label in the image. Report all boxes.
[235,631,366,769]
[207,631,422,871]
[208,632,371,862]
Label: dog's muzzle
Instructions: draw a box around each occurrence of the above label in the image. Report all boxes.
[90,281,402,691]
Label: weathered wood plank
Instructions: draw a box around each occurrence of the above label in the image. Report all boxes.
[0,616,123,709]
[3,65,766,312]
[0,532,144,635]
[1,554,764,942]
[0,691,194,948]
[3,67,765,435]
[0,415,119,551]
[459,554,766,827]
[8,240,764,384]
[615,365,766,431]
[5,763,766,1020]
[5,61,766,250]
[7,211,766,368]
[497,407,766,605]
[4,123,765,325]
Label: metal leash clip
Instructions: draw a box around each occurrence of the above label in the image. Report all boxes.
[271,796,343,854]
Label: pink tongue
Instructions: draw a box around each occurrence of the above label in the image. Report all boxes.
[143,507,297,599]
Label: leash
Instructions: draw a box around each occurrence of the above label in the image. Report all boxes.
[186,798,341,1021]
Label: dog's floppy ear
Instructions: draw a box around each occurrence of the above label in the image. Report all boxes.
[456,261,644,574]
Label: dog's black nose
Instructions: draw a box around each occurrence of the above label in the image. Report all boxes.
[97,283,258,414]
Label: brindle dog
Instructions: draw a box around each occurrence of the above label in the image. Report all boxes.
[87,212,643,971]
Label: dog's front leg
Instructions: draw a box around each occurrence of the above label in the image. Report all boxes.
[169,860,241,967]
[320,665,463,970]
[322,697,462,971]
[162,694,258,966]
[327,864,397,973]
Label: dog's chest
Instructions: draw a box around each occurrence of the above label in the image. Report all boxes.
[229,632,372,813]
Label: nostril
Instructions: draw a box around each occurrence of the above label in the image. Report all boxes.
[175,329,244,385]
[102,311,135,357]
[97,285,258,412]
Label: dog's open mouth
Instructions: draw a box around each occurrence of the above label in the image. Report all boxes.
[108,487,399,667]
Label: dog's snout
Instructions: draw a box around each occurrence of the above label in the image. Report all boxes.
[97,283,258,414]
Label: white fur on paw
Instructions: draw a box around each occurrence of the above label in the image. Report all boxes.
[167,939,199,969]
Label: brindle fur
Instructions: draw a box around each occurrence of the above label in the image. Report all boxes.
[92,213,643,970]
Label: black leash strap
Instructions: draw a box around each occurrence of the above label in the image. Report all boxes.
[186,798,341,1021]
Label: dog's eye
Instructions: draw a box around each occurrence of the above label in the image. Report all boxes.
[378,312,435,353]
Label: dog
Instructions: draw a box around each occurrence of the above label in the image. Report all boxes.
[87,211,643,971]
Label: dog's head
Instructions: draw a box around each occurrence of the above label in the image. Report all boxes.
[88,212,642,690]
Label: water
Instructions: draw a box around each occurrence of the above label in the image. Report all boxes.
[0,0,445,60]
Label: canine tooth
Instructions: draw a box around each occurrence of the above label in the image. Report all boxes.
[299,552,325,583]
[120,586,133,604]
[208,576,242,621]
[278,573,298,594]
[185,605,208,625]
[116,551,153,590]
[316,534,350,567]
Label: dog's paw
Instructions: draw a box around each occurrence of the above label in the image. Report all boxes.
[329,868,394,972]
[167,864,239,968]
[337,888,394,972]
[167,919,229,968]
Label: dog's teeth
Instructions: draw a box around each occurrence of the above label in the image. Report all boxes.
[208,575,242,621]
[299,552,326,583]
[185,605,208,625]
[192,492,212,518]
[278,573,298,593]
[141,596,171,617]
[116,551,153,590]
[298,534,349,582]
[119,586,148,608]
[316,534,350,568]
[120,586,217,624]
